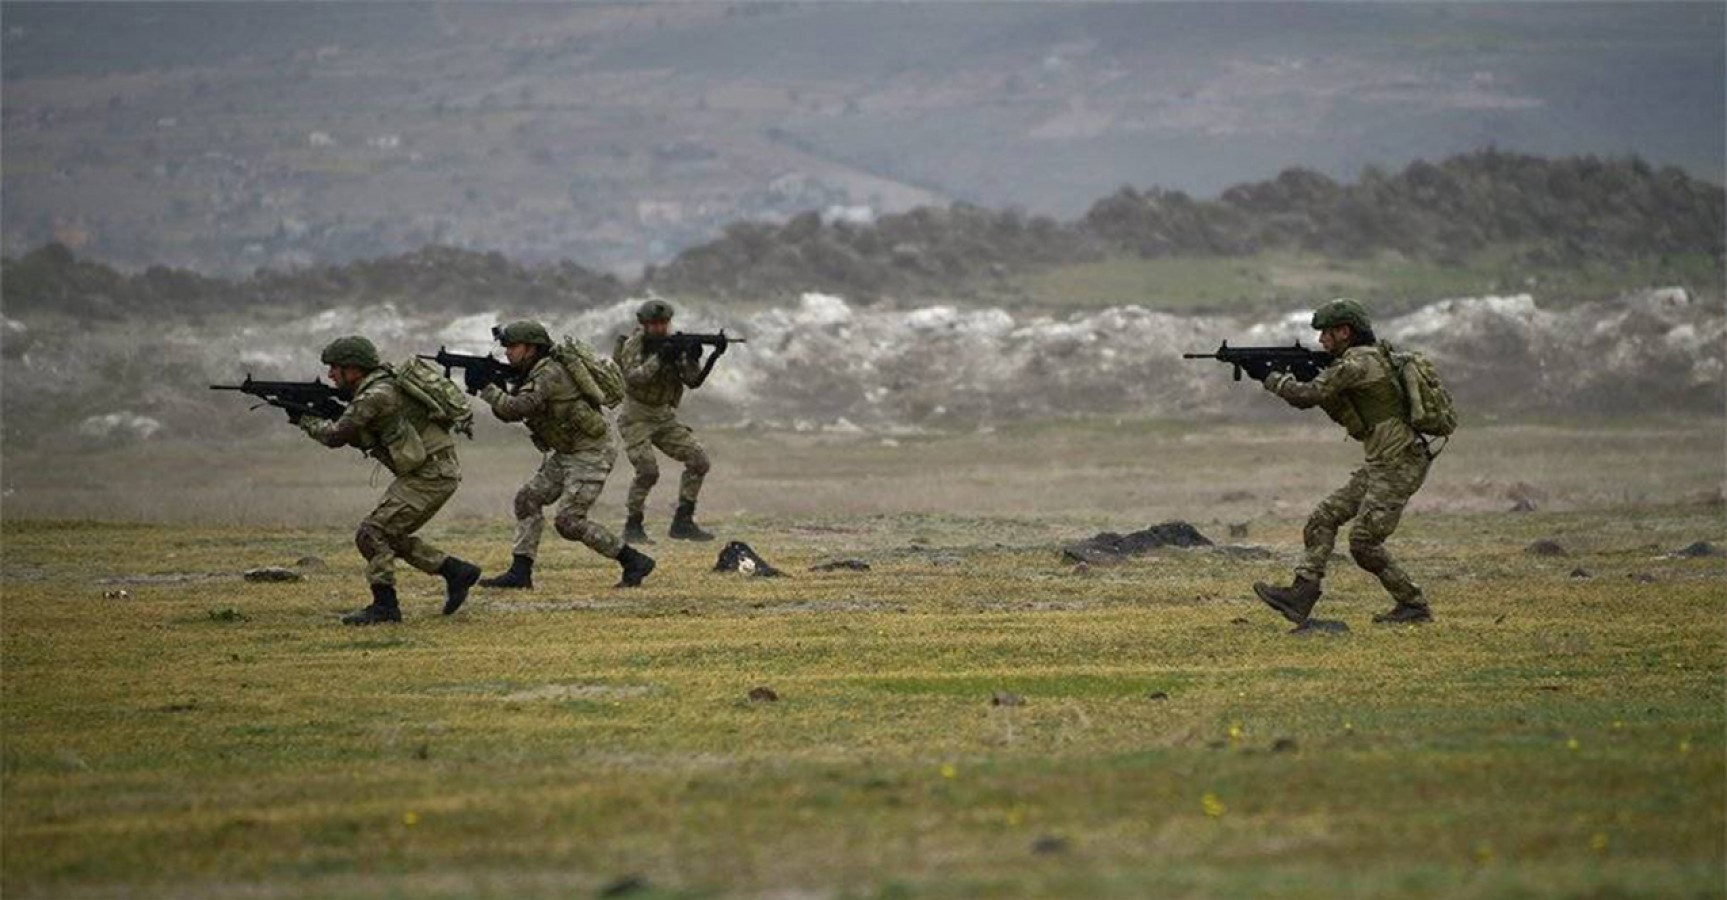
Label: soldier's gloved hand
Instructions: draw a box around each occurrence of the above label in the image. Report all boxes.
[463,367,490,395]
[1262,371,1293,392]
[684,342,702,362]
[478,382,504,403]
[711,334,729,357]
[284,406,305,425]
[1240,360,1274,382]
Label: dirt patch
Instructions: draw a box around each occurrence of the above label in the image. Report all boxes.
[1063,521,1212,563]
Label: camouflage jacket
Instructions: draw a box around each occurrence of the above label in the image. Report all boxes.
[301,369,456,475]
[479,356,609,453]
[1265,344,1417,463]
[614,328,704,410]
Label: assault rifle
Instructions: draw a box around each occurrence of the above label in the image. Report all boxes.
[1183,341,1332,383]
[210,375,346,421]
[419,347,517,395]
[643,330,747,359]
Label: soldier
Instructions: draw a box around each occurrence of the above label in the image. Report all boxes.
[472,321,656,589]
[1252,298,1436,625]
[298,336,481,625]
[613,297,724,543]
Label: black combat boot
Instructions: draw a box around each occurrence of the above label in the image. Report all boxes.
[615,545,656,588]
[667,500,715,542]
[438,556,482,615]
[622,512,653,545]
[1253,576,1322,625]
[342,584,403,625]
[1372,603,1433,624]
[479,554,534,590]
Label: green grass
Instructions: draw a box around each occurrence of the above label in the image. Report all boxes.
[3,496,1723,898]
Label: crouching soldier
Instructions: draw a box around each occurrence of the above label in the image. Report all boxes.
[614,297,721,543]
[1252,299,1435,625]
[475,320,656,589]
[299,336,481,625]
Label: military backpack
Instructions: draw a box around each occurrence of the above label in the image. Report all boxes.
[552,336,626,409]
[390,357,476,437]
[1383,345,1457,439]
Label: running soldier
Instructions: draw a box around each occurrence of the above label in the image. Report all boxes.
[473,321,656,589]
[298,336,482,625]
[613,297,724,543]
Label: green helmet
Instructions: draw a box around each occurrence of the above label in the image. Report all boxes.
[494,319,553,348]
[1310,298,1372,333]
[635,296,675,323]
[319,335,380,369]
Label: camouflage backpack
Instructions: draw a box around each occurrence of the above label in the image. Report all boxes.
[390,356,475,437]
[1384,345,1457,439]
[552,336,626,409]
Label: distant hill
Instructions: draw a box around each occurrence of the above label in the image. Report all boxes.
[4,151,1722,320]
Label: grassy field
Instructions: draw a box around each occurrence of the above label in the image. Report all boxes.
[2,419,1724,899]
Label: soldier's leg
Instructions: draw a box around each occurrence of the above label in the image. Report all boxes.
[371,467,460,576]
[1350,452,1433,610]
[653,421,711,505]
[551,445,625,560]
[1295,468,1371,583]
[623,429,661,517]
[510,456,567,561]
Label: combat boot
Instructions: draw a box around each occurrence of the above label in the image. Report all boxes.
[342,584,403,625]
[615,545,656,588]
[479,554,534,590]
[667,500,715,542]
[622,512,653,545]
[438,556,482,615]
[1253,576,1322,625]
[1372,603,1433,624]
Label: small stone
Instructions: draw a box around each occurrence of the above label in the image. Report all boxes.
[1525,540,1568,557]
[1228,522,1250,538]
[102,589,133,600]
[1670,541,1722,558]
[990,691,1024,707]
[1030,835,1069,855]
[1229,617,1251,626]
[1146,691,1169,701]
[294,555,328,570]
[598,874,649,898]
[1510,497,1538,513]
[747,686,779,702]
[243,567,302,583]
[1628,572,1657,584]
[1290,619,1350,636]
[412,742,430,760]
[1271,737,1298,753]
[1569,567,1593,579]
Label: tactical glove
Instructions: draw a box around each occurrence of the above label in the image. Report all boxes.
[463,367,491,395]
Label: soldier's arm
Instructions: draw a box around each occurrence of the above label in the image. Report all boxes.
[300,388,385,447]
[480,375,546,423]
[678,351,706,388]
[1264,354,1367,409]
[620,341,665,389]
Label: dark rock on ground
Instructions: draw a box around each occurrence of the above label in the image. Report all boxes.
[1628,572,1658,584]
[599,875,649,898]
[1272,737,1299,753]
[1146,691,1170,701]
[1671,541,1723,558]
[809,558,871,572]
[1569,567,1593,578]
[1511,497,1539,513]
[713,541,785,577]
[990,691,1024,707]
[1030,835,1069,855]
[1062,521,1212,563]
[747,686,779,702]
[1525,539,1569,557]
[243,567,302,583]
[294,555,328,570]
[1290,619,1350,636]
[1228,521,1250,538]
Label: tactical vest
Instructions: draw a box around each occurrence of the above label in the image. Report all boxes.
[520,357,605,453]
[1320,346,1406,442]
[351,370,455,475]
[616,330,686,409]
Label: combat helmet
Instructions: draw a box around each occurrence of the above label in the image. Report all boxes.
[319,335,380,369]
[1310,298,1372,333]
[493,320,553,348]
[635,295,675,324]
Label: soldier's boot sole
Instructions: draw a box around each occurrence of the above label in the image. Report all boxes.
[478,571,533,589]
[667,520,715,542]
[341,604,402,626]
[1372,605,1433,624]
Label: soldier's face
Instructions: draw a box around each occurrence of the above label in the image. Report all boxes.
[326,365,362,393]
[645,319,671,337]
[1319,325,1352,354]
[504,343,534,367]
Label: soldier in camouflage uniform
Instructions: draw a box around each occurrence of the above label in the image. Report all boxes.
[613,297,724,543]
[1253,299,1435,625]
[471,321,656,589]
[298,336,482,625]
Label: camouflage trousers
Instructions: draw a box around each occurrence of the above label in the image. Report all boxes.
[511,445,623,560]
[1296,445,1432,606]
[356,450,460,587]
[618,405,709,515]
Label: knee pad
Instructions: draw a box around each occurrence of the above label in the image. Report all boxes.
[685,449,711,477]
[513,487,543,520]
[355,522,389,560]
[632,460,661,486]
[1349,537,1389,573]
[554,511,591,542]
